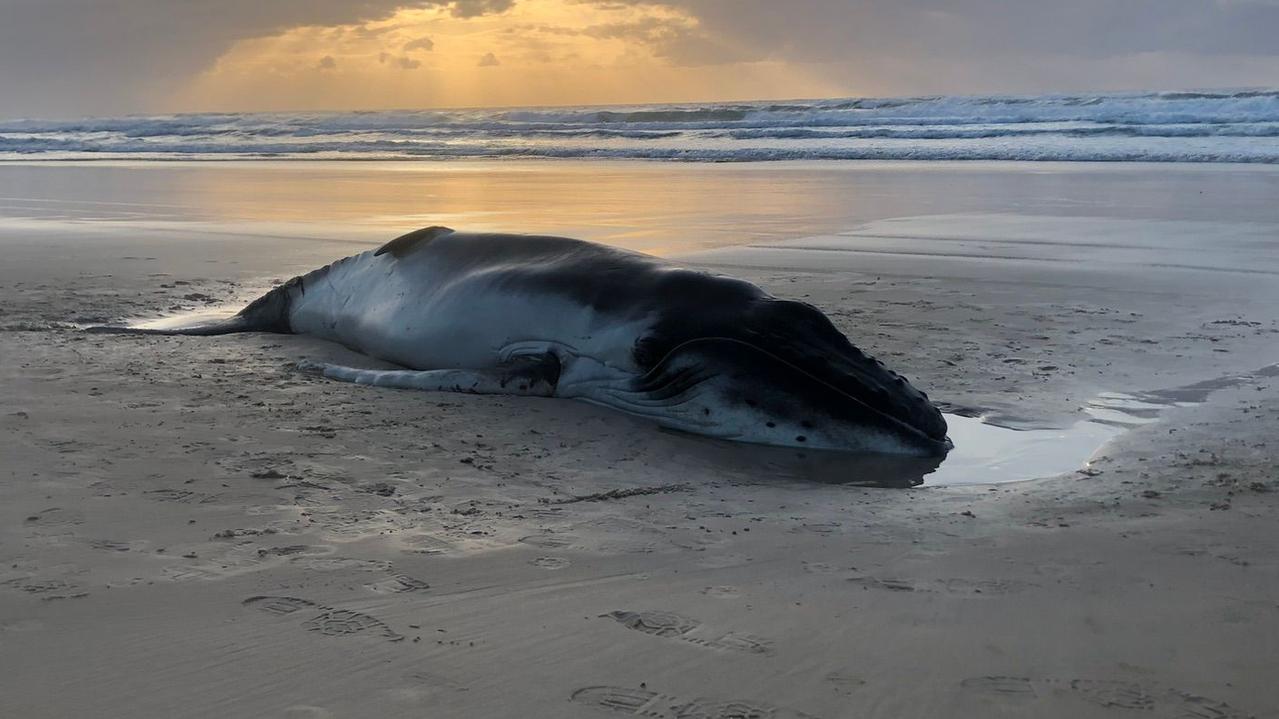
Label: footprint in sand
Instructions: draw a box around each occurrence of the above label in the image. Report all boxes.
[366,573,430,594]
[242,595,403,641]
[846,576,919,592]
[315,510,410,541]
[1069,679,1159,711]
[4,578,75,594]
[518,534,656,555]
[304,609,397,638]
[144,488,220,504]
[788,522,844,535]
[85,539,144,552]
[400,534,456,555]
[244,595,318,615]
[603,610,774,656]
[529,556,571,569]
[518,534,577,549]
[23,507,85,526]
[937,578,1037,596]
[571,685,820,719]
[848,576,1036,596]
[292,556,393,572]
[2,576,88,601]
[823,672,866,697]
[960,676,1038,697]
[801,562,840,575]
[279,705,335,719]
[597,539,659,554]
[164,543,328,582]
[960,676,1251,718]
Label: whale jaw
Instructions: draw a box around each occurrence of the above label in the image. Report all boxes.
[568,337,950,457]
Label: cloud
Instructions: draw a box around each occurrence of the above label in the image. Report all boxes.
[317,55,338,70]
[378,50,421,68]
[618,0,1279,65]
[478,51,501,66]
[579,17,689,42]
[3,0,1278,117]
[452,0,515,18]
[579,0,1279,91]
[403,36,435,51]
[0,1,519,117]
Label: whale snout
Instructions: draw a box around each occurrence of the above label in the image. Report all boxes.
[633,336,950,457]
[750,299,949,446]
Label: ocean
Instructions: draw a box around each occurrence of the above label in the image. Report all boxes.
[3,90,1279,163]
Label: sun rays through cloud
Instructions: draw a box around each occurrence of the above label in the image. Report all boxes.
[171,0,835,112]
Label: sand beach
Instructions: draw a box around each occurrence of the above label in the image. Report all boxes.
[2,159,1277,718]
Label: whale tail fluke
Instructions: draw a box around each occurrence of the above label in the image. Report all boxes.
[85,275,299,336]
[84,316,259,336]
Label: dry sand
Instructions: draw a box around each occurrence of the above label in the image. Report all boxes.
[1,161,1277,718]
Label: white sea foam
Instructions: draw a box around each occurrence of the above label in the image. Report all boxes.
[2,90,1278,163]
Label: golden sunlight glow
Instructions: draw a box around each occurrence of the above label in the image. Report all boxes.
[170,0,839,112]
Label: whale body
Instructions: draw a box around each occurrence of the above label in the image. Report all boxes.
[115,227,950,456]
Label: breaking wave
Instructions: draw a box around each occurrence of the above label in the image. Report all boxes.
[3,89,1278,163]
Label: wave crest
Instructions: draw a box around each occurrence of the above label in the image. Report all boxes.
[3,89,1278,164]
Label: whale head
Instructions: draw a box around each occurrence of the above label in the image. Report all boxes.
[627,297,951,457]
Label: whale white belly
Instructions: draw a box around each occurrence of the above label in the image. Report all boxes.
[285,250,646,372]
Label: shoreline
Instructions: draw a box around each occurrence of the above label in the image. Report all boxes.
[8,157,1279,169]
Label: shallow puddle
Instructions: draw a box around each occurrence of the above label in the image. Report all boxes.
[694,365,1275,488]
[920,366,1276,486]
[923,399,1146,486]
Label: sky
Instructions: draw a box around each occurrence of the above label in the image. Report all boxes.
[2,0,1278,118]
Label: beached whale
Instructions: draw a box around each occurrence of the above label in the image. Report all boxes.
[103,227,950,456]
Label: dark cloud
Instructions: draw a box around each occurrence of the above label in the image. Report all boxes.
[451,0,515,17]
[478,52,502,67]
[525,2,1279,95]
[317,55,338,70]
[403,36,436,51]
[380,50,422,68]
[613,0,1279,63]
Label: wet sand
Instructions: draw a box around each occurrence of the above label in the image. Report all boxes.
[2,160,1277,718]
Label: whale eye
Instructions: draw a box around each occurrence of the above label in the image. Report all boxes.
[703,408,710,416]
[796,435,807,443]
[766,421,776,428]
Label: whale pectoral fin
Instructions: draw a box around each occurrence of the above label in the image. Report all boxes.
[298,353,560,397]
[374,226,455,258]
